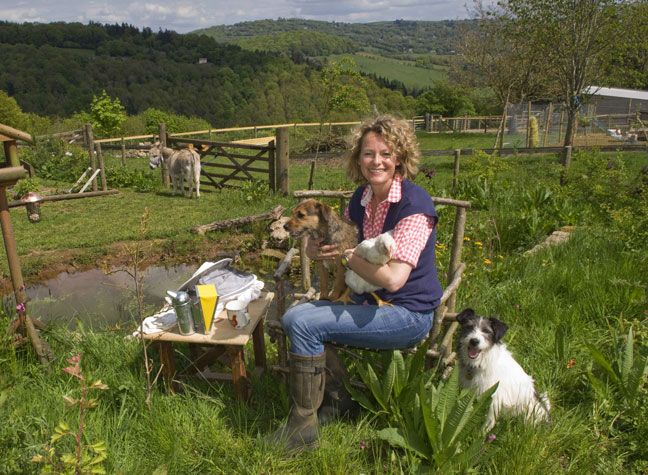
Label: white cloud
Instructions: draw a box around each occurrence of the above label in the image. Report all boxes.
[0,0,472,32]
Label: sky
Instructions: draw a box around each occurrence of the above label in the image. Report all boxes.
[0,1,475,33]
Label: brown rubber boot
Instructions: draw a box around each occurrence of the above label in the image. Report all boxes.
[268,352,326,451]
[318,345,361,425]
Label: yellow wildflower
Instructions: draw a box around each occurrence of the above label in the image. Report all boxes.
[474,241,483,247]
[464,236,471,241]
[483,258,492,265]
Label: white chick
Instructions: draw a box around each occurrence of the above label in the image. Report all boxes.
[344,230,395,306]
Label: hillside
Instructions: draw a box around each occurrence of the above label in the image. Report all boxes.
[0,21,415,127]
[194,18,469,56]
[193,18,467,91]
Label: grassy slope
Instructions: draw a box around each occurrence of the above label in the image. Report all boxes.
[331,53,447,90]
[1,141,647,473]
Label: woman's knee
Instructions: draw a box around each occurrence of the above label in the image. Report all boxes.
[281,304,313,336]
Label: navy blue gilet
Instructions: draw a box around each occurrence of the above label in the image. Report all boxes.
[348,179,443,313]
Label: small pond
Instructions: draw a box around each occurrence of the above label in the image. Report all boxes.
[16,264,199,330]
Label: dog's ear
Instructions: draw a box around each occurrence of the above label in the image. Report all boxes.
[317,201,332,221]
[456,308,475,325]
[489,317,508,342]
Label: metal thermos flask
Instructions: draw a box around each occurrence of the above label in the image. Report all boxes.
[166,290,194,335]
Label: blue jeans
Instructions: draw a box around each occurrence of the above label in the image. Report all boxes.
[281,295,434,356]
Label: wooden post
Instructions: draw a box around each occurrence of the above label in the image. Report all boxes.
[560,145,572,186]
[120,137,126,166]
[452,149,461,193]
[95,143,107,191]
[275,127,289,196]
[84,124,98,192]
[526,101,532,148]
[441,206,467,359]
[308,160,316,190]
[558,110,564,141]
[159,123,170,188]
[300,239,311,291]
[425,113,431,132]
[3,141,20,168]
[268,140,276,192]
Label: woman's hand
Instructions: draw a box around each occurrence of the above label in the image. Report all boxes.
[305,238,343,261]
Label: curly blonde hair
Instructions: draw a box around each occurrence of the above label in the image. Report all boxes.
[346,114,420,184]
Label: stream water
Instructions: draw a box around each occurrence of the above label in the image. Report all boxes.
[15,264,198,330]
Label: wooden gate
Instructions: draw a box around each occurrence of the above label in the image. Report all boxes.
[167,136,277,192]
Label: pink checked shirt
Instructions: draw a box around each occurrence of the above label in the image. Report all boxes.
[345,175,435,267]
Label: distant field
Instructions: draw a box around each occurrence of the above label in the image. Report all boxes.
[332,53,447,90]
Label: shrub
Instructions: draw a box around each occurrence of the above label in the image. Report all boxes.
[21,139,87,182]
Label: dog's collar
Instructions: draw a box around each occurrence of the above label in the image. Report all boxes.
[463,366,475,380]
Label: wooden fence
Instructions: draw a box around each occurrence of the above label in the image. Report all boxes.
[167,127,289,193]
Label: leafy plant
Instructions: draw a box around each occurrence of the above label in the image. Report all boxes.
[377,367,497,473]
[22,139,87,182]
[586,326,647,409]
[32,354,109,474]
[90,90,126,137]
[11,177,42,200]
[347,347,432,426]
[107,166,159,193]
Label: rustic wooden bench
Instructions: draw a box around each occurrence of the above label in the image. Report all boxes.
[267,190,471,377]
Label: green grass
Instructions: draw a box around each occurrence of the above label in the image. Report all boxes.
[331,53,447,90]
[1,147,647,473]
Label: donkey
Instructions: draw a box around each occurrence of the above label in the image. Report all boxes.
[149,142,201,198]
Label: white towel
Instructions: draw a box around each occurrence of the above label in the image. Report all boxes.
[131,262,264,337]
[131,305,177,337]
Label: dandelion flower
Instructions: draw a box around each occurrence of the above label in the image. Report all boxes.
[483,258,492,265]
[464,236,471,241]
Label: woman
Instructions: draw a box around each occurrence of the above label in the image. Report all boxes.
[271,115,443,450]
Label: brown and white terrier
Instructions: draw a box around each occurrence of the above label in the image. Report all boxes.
[284,199,358,300]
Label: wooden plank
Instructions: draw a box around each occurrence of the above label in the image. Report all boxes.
[229,347,249,401]
[95,134,155,144]
[202,153,270,162]
[231,136,275,146]
[201,164,268,174]
[169,137,272,151]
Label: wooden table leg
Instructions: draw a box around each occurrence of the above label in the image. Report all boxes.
[156,341,177,393]
[229,347,249,401]
[252,318,267,372]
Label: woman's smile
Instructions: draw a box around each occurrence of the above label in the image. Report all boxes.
[359,131,400,197]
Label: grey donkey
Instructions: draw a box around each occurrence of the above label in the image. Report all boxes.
[149,142,201,198]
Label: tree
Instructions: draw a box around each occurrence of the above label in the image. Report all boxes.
[316,57,370,123]
[605,2,648,89]
[90,90,126,137]
[415,81,476,117]
[491,0,622,147]
[455,1,551,148]
[0,89,27,129]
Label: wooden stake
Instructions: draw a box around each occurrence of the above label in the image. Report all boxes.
[95,143,107,191]
[452,149,461,193]
[84,124,98,192]
[275,127,290,196]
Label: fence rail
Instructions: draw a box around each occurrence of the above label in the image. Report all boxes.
[422,143,647,157]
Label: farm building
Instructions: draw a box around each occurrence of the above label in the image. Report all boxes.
[584,86,648,116]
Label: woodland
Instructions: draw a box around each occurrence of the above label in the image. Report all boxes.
[0,21,418,127]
